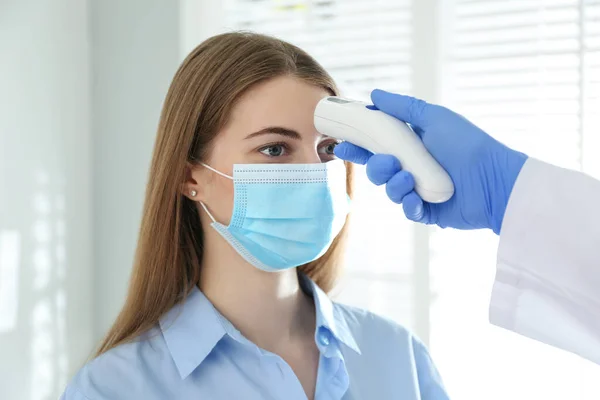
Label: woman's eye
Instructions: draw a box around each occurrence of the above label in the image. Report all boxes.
[259,144,287,157]
[319,142,339,156]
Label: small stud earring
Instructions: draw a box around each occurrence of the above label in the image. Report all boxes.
[190,190,197,197]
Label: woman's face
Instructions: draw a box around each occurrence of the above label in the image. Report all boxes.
[189,75,339,225]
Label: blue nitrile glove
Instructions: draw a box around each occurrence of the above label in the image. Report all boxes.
[334,89,528,234]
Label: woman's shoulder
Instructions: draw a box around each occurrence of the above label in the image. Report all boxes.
[333,301,415,342]
[62,326,175,400]
[332,302,449,398]
[331,301,434,363]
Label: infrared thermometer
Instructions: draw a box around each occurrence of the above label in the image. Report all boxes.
[314,96,454,203]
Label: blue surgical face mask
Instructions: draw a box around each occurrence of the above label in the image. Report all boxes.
[199,161,350,272]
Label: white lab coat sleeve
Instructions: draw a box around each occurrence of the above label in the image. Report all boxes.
[490,158,600,365]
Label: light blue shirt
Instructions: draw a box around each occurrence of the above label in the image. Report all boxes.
[62,276,449,399]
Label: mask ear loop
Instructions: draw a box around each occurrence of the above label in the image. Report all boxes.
[198,202,216,223]
[201,163,234,180]
[197,163,234,224]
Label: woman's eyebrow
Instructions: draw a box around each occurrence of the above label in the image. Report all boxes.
[245,126,301,140]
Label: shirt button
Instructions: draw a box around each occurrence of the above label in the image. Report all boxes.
[318,329,331,346]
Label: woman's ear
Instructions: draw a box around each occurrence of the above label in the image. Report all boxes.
[183,163,209,201]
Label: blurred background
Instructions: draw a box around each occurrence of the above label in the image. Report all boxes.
[1,0,600,398]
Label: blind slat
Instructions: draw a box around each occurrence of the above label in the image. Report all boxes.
[455,54,579,74]
[230,10,411,27]
[455,70,579,87]
[454,47,579,61]
[455,22,579,45]
[455,85,580,102]
[457,1,578,18]
[456,8,579,31]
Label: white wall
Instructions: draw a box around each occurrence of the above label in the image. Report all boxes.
[179,0,226,56]
[0,1,93,399]
[90,0,181,340]
[89,0,225,338]
[1,1,183,398]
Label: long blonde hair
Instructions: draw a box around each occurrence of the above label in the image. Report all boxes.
[96,32,354,356]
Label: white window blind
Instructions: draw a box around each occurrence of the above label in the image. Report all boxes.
[225,0,423,332]
[583,0,600,174]
[432,0,600,399]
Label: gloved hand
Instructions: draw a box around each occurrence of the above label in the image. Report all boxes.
[334,89,528,234]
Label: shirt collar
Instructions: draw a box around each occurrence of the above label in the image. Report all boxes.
[160,276,361,379]
[159,288,227,379]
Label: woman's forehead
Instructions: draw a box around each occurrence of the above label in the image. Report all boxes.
[227,76,329,131]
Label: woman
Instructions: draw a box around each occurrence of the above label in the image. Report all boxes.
[62,32,449,400]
